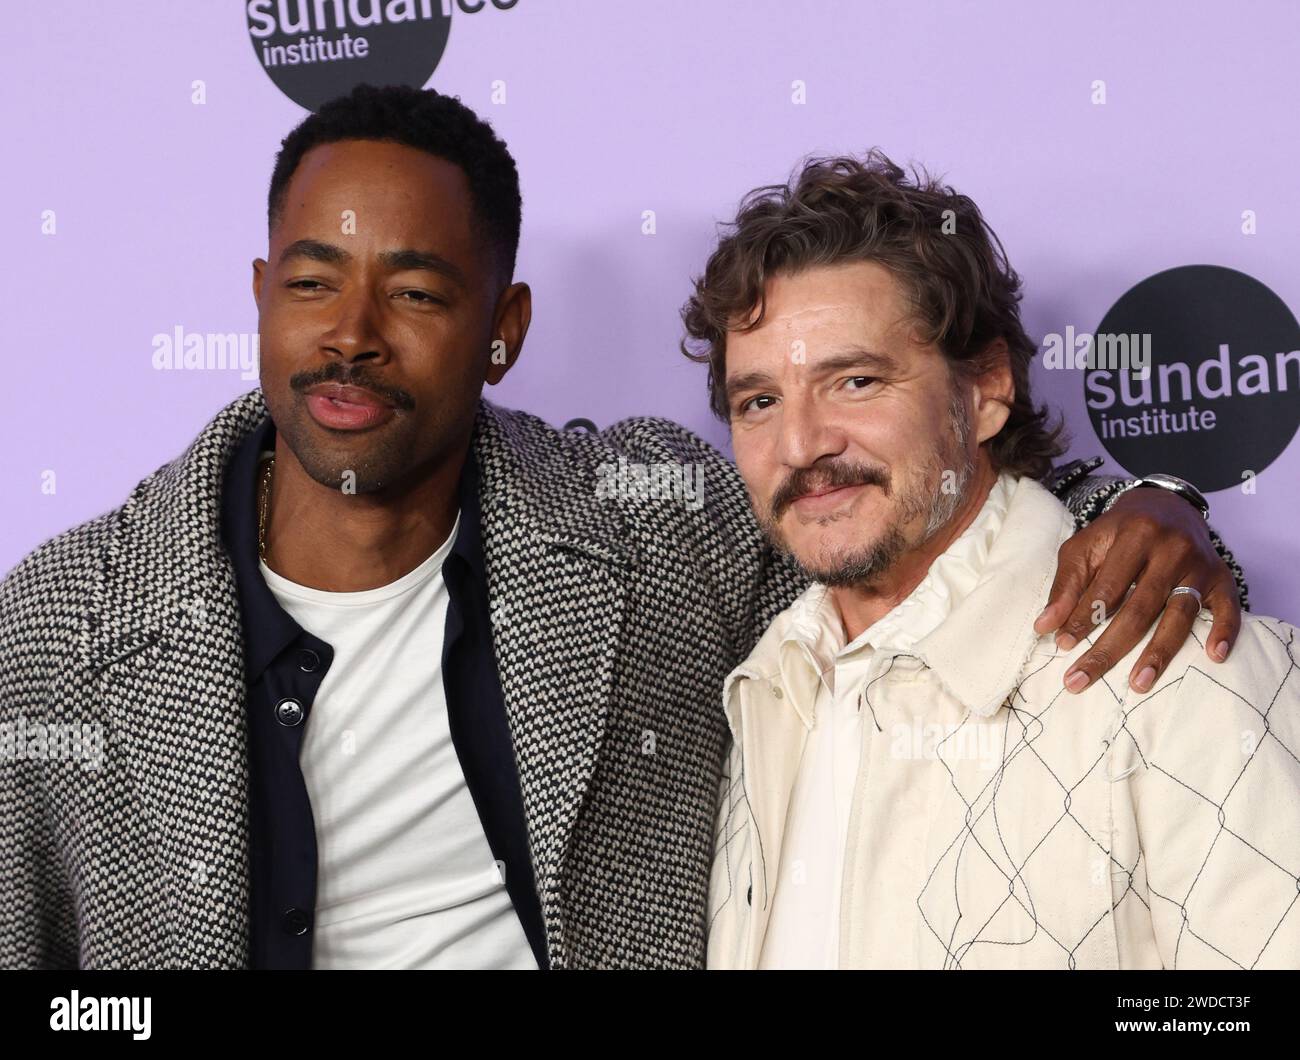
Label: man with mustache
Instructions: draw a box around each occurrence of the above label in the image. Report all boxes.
[0,87,1246,969]
[698,151,1298,969]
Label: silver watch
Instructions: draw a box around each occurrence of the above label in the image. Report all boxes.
[1102,473,1210,519]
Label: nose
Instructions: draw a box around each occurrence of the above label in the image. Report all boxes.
[320,282,392,366]
[775,391,846,471]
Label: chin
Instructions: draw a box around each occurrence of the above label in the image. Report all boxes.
[787,517,877,555]
[790,534,875,572]
[785,519,906,585]
[289,442,380,494]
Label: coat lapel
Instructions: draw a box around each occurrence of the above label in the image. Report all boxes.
[912,476,1076,717]
[470,401,635,967]
[66,389,267,967]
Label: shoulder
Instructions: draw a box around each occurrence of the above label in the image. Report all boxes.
[477,398,754,539]
[478,399,741,478]
[600,414,740,474]
[0,509,121,704]
[1180,612,1299,704]
[1150,611,1296,700]
[2,508,118,611]
[1095,610,1300,751]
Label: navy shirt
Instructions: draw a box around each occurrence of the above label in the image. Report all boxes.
[219,415,548,969]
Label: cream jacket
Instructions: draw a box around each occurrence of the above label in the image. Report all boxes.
[707,475,1300,969]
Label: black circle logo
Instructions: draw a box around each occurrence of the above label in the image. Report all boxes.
[1084,265,1300,492]
[246,0,453,112]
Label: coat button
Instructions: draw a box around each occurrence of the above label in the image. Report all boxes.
[282,907,311,935]
[275,698,304,727]
[298,648,321,673]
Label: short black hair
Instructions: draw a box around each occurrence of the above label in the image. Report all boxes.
[267,83,522,286]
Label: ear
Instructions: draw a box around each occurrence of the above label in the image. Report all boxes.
[252,258,266,308]
[972,337,1015,444]
[485,281,532,386]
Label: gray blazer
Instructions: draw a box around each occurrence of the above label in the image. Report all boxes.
[0,388,1213,968]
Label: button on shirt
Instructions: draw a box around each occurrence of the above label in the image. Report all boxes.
[757,473,1014,969]
[219,416,548,969]
[267,509,540,968]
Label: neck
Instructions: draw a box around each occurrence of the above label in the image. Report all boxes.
[830,458,1000,643]
[260,438,465,592]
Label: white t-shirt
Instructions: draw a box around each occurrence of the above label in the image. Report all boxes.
[260,514,537,969]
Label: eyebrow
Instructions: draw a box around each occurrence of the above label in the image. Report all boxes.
[724,346,899,407]
[278,239,467,288]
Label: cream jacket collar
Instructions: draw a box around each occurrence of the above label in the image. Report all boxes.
[723,473,1076,737]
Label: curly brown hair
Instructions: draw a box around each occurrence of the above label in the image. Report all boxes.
[679,149,1067,480]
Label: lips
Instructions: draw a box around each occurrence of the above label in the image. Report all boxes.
[303,383,396,431]
[789,482,867,514]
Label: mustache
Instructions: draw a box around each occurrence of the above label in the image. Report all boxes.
[289,363,416,412]
[769,460,890,519]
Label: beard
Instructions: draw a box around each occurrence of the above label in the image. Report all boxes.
[263,362,420,495]
[756,384,975,589]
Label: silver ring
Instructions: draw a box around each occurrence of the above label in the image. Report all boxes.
[1170,585,1203,609]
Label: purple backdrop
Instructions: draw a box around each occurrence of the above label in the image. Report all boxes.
[3,0,1297,620]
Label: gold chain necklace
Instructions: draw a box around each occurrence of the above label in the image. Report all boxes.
[257,455,275,561]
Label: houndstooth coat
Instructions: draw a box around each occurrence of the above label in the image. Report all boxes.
[0,388,1231,969]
